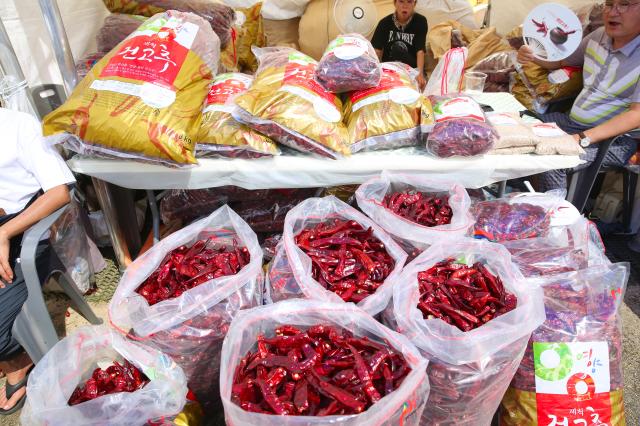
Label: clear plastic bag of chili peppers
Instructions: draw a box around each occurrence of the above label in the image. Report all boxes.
[232,47,350,159]
[356,171,474,258]
[390,238,545,425]
[315,33,381,93]
[500,263,628,426]
[267,196,407,316]
[344,62,425,153]
[220,299,429,425]
[470,191,565,242]
[109,205,263,415]
[426,94,498,158]
[21,326,187,426]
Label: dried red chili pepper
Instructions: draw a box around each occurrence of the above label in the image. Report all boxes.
[382,190,453,227]
[135,236,250,305]
[471,200,550,242]
[417,258,517,331]
[68,360,149,406]
[294,219,395,304]
[231,325,410,416]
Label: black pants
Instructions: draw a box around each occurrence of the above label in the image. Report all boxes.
[0,241,59,362]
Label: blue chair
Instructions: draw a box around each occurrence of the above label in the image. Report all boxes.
[12,203,102,363]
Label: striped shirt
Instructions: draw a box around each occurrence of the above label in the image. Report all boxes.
[565,27,640,126]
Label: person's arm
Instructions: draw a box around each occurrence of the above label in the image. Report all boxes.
[574,103,640,144]
[0,184,70,285]
[415,17,428,90]
[375,49,383,61]
[416,50,426,90]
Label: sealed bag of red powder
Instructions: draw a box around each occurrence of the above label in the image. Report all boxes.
[426,94,497,158]
[43,11,220,166]
[21,326,187,426]
[356,171,473,257]
[233,47,350,159]
[500,263,628,426]
[196,73,279,158]
[220,299,430,425]
[109,206,263,414]
[267,196,407,316]
[390,238,545,425]
[315,33,381,93]
[344,62,426,153]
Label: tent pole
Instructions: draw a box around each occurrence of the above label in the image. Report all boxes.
[37,0,78,96]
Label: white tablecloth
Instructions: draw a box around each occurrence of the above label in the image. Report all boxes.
[68,148,583,190]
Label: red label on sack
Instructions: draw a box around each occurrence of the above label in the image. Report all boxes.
[350,66,404,104]
[282,53,337,106]
[536,392,613,425]
[205,73,252,107]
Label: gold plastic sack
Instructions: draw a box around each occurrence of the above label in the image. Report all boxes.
[512,63,583,111]
[220,38,239,73]
[103,0,163,16]
[235,3,265,72]
[233,47,350,159]
[43,11,219,166]
[500,387,625,426]
[344,62,423,153]
[196,73,279,158]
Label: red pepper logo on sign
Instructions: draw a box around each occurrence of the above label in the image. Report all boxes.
[100,27,189,88]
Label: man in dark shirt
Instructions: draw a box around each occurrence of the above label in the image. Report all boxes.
[371,0,428,90]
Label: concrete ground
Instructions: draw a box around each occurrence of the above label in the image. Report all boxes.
[1,238,639,425]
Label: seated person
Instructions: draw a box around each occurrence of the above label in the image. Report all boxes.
[371,0,428,90]
[518,0,640,192]
[0,108,74,415]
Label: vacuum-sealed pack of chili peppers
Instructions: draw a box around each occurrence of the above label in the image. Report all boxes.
[44,11,220,167]
[471,191,566,242]
[426,94,498,158]
[220,299,429,425]
[196,72,279,158]
[267,196,407,316]
[109,205,263,414]
[390,238,545,425]
[233,47,350,159]
[500,263,628,426]
[356,171,474,257]
[21,326,187,426]
[315,34,381,93]
[344,62,427,153]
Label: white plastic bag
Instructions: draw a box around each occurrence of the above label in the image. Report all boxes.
[109,205,264,413]
[267,196,407,316]
[390,238,545,425]
[21,325,187,426]
[220,299,430,425]
[356,171,473,257]
[261,0,311,19]
[424,47,467,97]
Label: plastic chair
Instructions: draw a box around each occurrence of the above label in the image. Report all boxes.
[566,130,640,214]
[12,204,102,363]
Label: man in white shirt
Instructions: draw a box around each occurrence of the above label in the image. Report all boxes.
[0,108,75,415]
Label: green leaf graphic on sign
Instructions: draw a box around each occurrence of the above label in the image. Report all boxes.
[533,342,573,381]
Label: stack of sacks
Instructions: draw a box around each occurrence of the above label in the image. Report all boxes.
[487,113,585,156]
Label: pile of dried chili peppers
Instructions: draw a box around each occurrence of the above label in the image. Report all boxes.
[136,237,250,305]
[294,219,395,303]
[382,191,453,227]
[417,258,517,331]
[231,324,411,415]
[472,200,550,242]
[68,360,149,406]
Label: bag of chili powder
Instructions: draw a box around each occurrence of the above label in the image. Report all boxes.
[500,263,628,426]
[220,299,430,425]
[109,205,263,414]
[390,238,545,425]
[43,11,220,167]
[21,326,187,426]
[356,171,474,258]
[267,196,407,316]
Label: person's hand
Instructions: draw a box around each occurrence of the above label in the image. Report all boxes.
[572,134,581,144]
[0,228,13,287]
[517,45,537,65]
[417,73,426,92]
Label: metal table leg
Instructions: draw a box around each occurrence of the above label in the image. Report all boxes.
[92,177,132,271]
[497,180,507,198]
[147,190,161,244]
